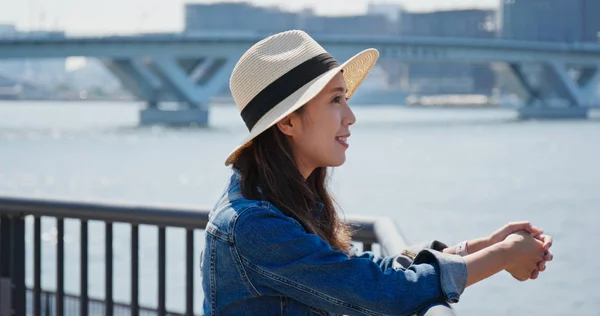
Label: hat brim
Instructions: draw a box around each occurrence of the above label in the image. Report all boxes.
[224,48,379,166]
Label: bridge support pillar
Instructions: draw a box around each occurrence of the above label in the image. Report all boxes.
[102,59,161,105]
[140,107,208,126]
[507,61,596,119]
[103,54,237,127]
[518,106,588,119]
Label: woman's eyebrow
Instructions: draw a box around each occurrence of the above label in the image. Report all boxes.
[329,86,347,94]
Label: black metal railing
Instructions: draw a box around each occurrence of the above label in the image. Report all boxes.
[25,289,187,316]
[0,196,456,316]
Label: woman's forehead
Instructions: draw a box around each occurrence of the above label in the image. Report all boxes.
[324,72,347,91]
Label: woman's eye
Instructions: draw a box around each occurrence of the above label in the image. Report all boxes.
[332,95,342,104]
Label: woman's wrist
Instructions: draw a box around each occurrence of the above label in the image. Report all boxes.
[467,237,492,254]
[442,236,492,256]
[492,239,512,269]
[463,240,511,287]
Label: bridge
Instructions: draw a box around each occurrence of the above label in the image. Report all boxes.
[1,33,600,125]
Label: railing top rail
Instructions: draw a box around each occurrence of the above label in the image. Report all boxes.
[0,195,211,229]
[0,196,386,245]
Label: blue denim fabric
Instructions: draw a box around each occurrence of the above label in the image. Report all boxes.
[201,169,468,315]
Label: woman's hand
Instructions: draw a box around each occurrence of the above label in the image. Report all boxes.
[458,222,553,287]
[501,231,548,281]
[443,221,553,280]
[530,234,553,279]
[488,221,544,246]
[453,221,546,254]
[488,221,553,280]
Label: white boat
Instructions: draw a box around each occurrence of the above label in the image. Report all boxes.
[0,75,22,100]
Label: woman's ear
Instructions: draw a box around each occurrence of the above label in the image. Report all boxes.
[276,114,296,137]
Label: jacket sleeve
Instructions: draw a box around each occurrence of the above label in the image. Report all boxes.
[348,246,397,271]
[350,240,451,273]
[233,206,468,316]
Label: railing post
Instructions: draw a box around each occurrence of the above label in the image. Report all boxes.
[131,224,139,316]
[12,216,26,316]
[44,291,51,316]
[158,227,166,316]
[363,243,372,252]
[34,216,42,316]
[80,220,89,316]
[0,216,26,316]
[0,216,12,316]
[105,222,113,316]
[185,229,194,316]
[56,218,64,316]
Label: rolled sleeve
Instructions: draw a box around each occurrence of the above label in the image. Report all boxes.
[405,240,450,253]
[390,240,467,304]
[350,251,400,272]
[411,249,468,304]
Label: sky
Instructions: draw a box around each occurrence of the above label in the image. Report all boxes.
[0,0,498,36]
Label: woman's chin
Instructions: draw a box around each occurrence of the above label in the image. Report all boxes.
[326,156,346,167]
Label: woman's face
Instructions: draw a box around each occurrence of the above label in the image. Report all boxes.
[277,72,356,178]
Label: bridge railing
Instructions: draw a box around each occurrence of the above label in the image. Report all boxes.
[0,196,457,316]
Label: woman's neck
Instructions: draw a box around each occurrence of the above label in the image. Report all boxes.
[295,158,315,179]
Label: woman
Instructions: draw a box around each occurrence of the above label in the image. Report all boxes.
[201,30,553,315]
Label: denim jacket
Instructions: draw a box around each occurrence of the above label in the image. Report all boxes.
[201,169,468,315]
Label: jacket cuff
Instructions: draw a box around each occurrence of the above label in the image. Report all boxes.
[413,249,468,304]
[406,240,450,253]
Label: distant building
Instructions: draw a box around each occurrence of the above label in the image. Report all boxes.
[501,0,600,42]
[399,10,498,94]
[184,2,391,36]
[184,2,297,35]
[0,25,67,87]
[184,2,499,95]
[400,9,496,38]
[367,3,405,34]
[0,24,17,36]
[302,15,392,36]
[0,24,65,39]
[367,3,404,22]
[581,0,600,42]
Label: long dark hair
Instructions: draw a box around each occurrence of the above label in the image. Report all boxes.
[233,110,352,253]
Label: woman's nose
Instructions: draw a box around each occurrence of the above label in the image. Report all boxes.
[343,106,356,126]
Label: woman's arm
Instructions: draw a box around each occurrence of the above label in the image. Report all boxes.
[441,221,553,280]
[234,207,470,316]
[442,237,491,255]
[462,241,508,287]
[460,232,547,287]
[441,221,546,256]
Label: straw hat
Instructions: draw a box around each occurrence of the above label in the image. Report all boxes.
[225,30,379,166]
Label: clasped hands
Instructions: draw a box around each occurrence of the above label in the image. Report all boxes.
[488,221,553,281]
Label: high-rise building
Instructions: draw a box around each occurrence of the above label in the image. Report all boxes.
[366,3,405,35]
[400,9,497,38]
[182,3,499,94]
[580,0,600,42]
[398,10,498,94]
[184,3,297,35]
[184,2,391,36]
[302,15,391,36]
[501,0,600,42]
[0,25,67,86]
[367,3,405,23]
